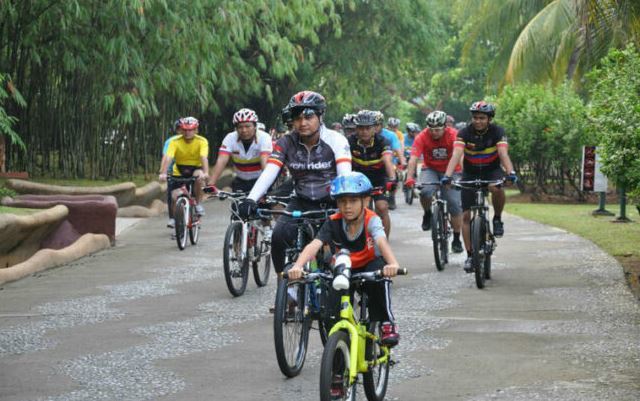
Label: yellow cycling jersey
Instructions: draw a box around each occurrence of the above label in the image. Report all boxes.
[166,134,209,175]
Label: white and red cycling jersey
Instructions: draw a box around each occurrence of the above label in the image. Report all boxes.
[218,130,272,181]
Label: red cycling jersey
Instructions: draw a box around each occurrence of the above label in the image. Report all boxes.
[410,127,461,173]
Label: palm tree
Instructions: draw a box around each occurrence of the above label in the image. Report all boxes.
[457,0,640,86]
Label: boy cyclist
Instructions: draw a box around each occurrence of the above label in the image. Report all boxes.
[287,172,401,346]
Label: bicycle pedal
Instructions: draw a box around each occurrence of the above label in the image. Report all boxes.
[389,359,397,367]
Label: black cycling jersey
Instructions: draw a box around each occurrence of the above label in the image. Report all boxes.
[454,124,508,174]
[348,134,392,187]
[269,127,351,201]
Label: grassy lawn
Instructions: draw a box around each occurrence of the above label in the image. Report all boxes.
[507,202,639,258]
[1,175,153,188]
[0,206,41,215]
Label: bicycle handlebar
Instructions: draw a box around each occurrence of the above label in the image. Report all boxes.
[257,208,337,219]
[452,178,504,189]
[281,267,408,281]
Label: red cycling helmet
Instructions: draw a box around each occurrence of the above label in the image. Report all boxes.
[469,101,496,118]
[177,116,199,130]
[232,108,259,125]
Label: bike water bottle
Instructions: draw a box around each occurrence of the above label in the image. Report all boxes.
[332,249,352,291]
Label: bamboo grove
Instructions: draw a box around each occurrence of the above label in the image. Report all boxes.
[0,0,443,179]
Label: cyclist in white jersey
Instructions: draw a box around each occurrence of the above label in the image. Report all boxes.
[208,108,272,193]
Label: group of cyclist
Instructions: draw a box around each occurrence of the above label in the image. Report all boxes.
[158,89,517,346]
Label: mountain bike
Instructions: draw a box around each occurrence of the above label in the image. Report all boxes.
[258,206,336,378]
[453,178,502,289]
[416,182,451,271]
[204,187,287,297]
[170,177,201,250]
[319,252,407,401]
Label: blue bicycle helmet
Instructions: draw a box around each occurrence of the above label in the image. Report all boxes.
[330,172,373,199]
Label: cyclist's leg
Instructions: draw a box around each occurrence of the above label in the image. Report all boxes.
[361,257,398,345]
[270,197,304,273]
[373,196,390,237]
[445,173,463,251]
[486,169,506,235]
[418,168,438,230]
[192,168,206,204]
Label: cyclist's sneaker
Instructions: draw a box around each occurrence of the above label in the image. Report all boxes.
[451,238,463,253]
[493,218,504,237]
[464,256,474,273]
[167,218,175,228]
[195,204,205,216]
[388,195,397,210]
[421,212,431,231]
[380,322,399,347]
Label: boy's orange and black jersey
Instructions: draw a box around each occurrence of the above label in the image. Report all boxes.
[316,208,378,269]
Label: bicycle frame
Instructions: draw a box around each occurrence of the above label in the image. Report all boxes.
[328,293,389,385]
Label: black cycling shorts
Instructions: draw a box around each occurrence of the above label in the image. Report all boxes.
[461,169,504,211]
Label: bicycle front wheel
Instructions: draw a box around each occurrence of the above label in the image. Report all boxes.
[471,217,486,289]
[188,207,200,245]
[320,331,356,401]
[223,221,249,297]
[251,226,271,287]
[431,203,446,271]
[273,274,310,377]
[174,197,189,250]
[363,321,390,401]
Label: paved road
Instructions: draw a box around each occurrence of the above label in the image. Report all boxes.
[1,196,639,401]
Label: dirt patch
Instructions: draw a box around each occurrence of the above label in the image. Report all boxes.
[618,256,640,301]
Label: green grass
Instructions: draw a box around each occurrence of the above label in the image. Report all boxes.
[0,206,41,215]
[1,175,153,188]
[507,202,640,258]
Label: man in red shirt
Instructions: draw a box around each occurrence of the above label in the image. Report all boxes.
[405,110,463,253]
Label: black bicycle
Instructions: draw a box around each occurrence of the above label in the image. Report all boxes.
[257,207,336,378]
[416,182,451,271]
[454,179,503,289]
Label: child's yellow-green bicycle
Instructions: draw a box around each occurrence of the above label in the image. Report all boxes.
[319,255,407,401]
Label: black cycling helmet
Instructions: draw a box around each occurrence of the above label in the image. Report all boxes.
[283,90,327,119]
[469,101,496,118]
[354,110,377,127]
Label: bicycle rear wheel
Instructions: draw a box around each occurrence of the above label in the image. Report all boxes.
[431,203,446,271]
[174,197,189,250]
[274,273,310,377]
[363,321,390,401]
[188,207,200,245]
[223,221,249,297]
[404,186,414,205]
[251,226,271,287]
[320,331,356,401]
[471,217,486,289]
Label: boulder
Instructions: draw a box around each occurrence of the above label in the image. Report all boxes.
[2,194,118,244]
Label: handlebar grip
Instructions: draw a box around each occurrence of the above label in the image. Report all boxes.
[398,268,408,276]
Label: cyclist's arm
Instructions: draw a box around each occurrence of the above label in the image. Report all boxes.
[247,162,281,201]
[497,145,514,174]
[259,132,273,169]
[208,153,230,185]
[444,146,464,177]
[406,155,419,180]
[382,152,395,181]
[290,239,324,271]
[200,156,209,176]
[375,236,400,276]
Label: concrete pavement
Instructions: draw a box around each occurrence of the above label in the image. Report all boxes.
[0,195,638,401]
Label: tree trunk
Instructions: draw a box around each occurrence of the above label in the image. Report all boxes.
[0,135,5,172]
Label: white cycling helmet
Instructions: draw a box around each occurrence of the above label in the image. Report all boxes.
[426,110,447,128]
[232,108,259,125]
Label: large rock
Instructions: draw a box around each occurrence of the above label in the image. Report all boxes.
[0,205,68,268]
[2,194,118,244]
[0,233,110,286]
[6,179,136,207]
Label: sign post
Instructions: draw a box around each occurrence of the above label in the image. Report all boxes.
[582,146,613,216]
